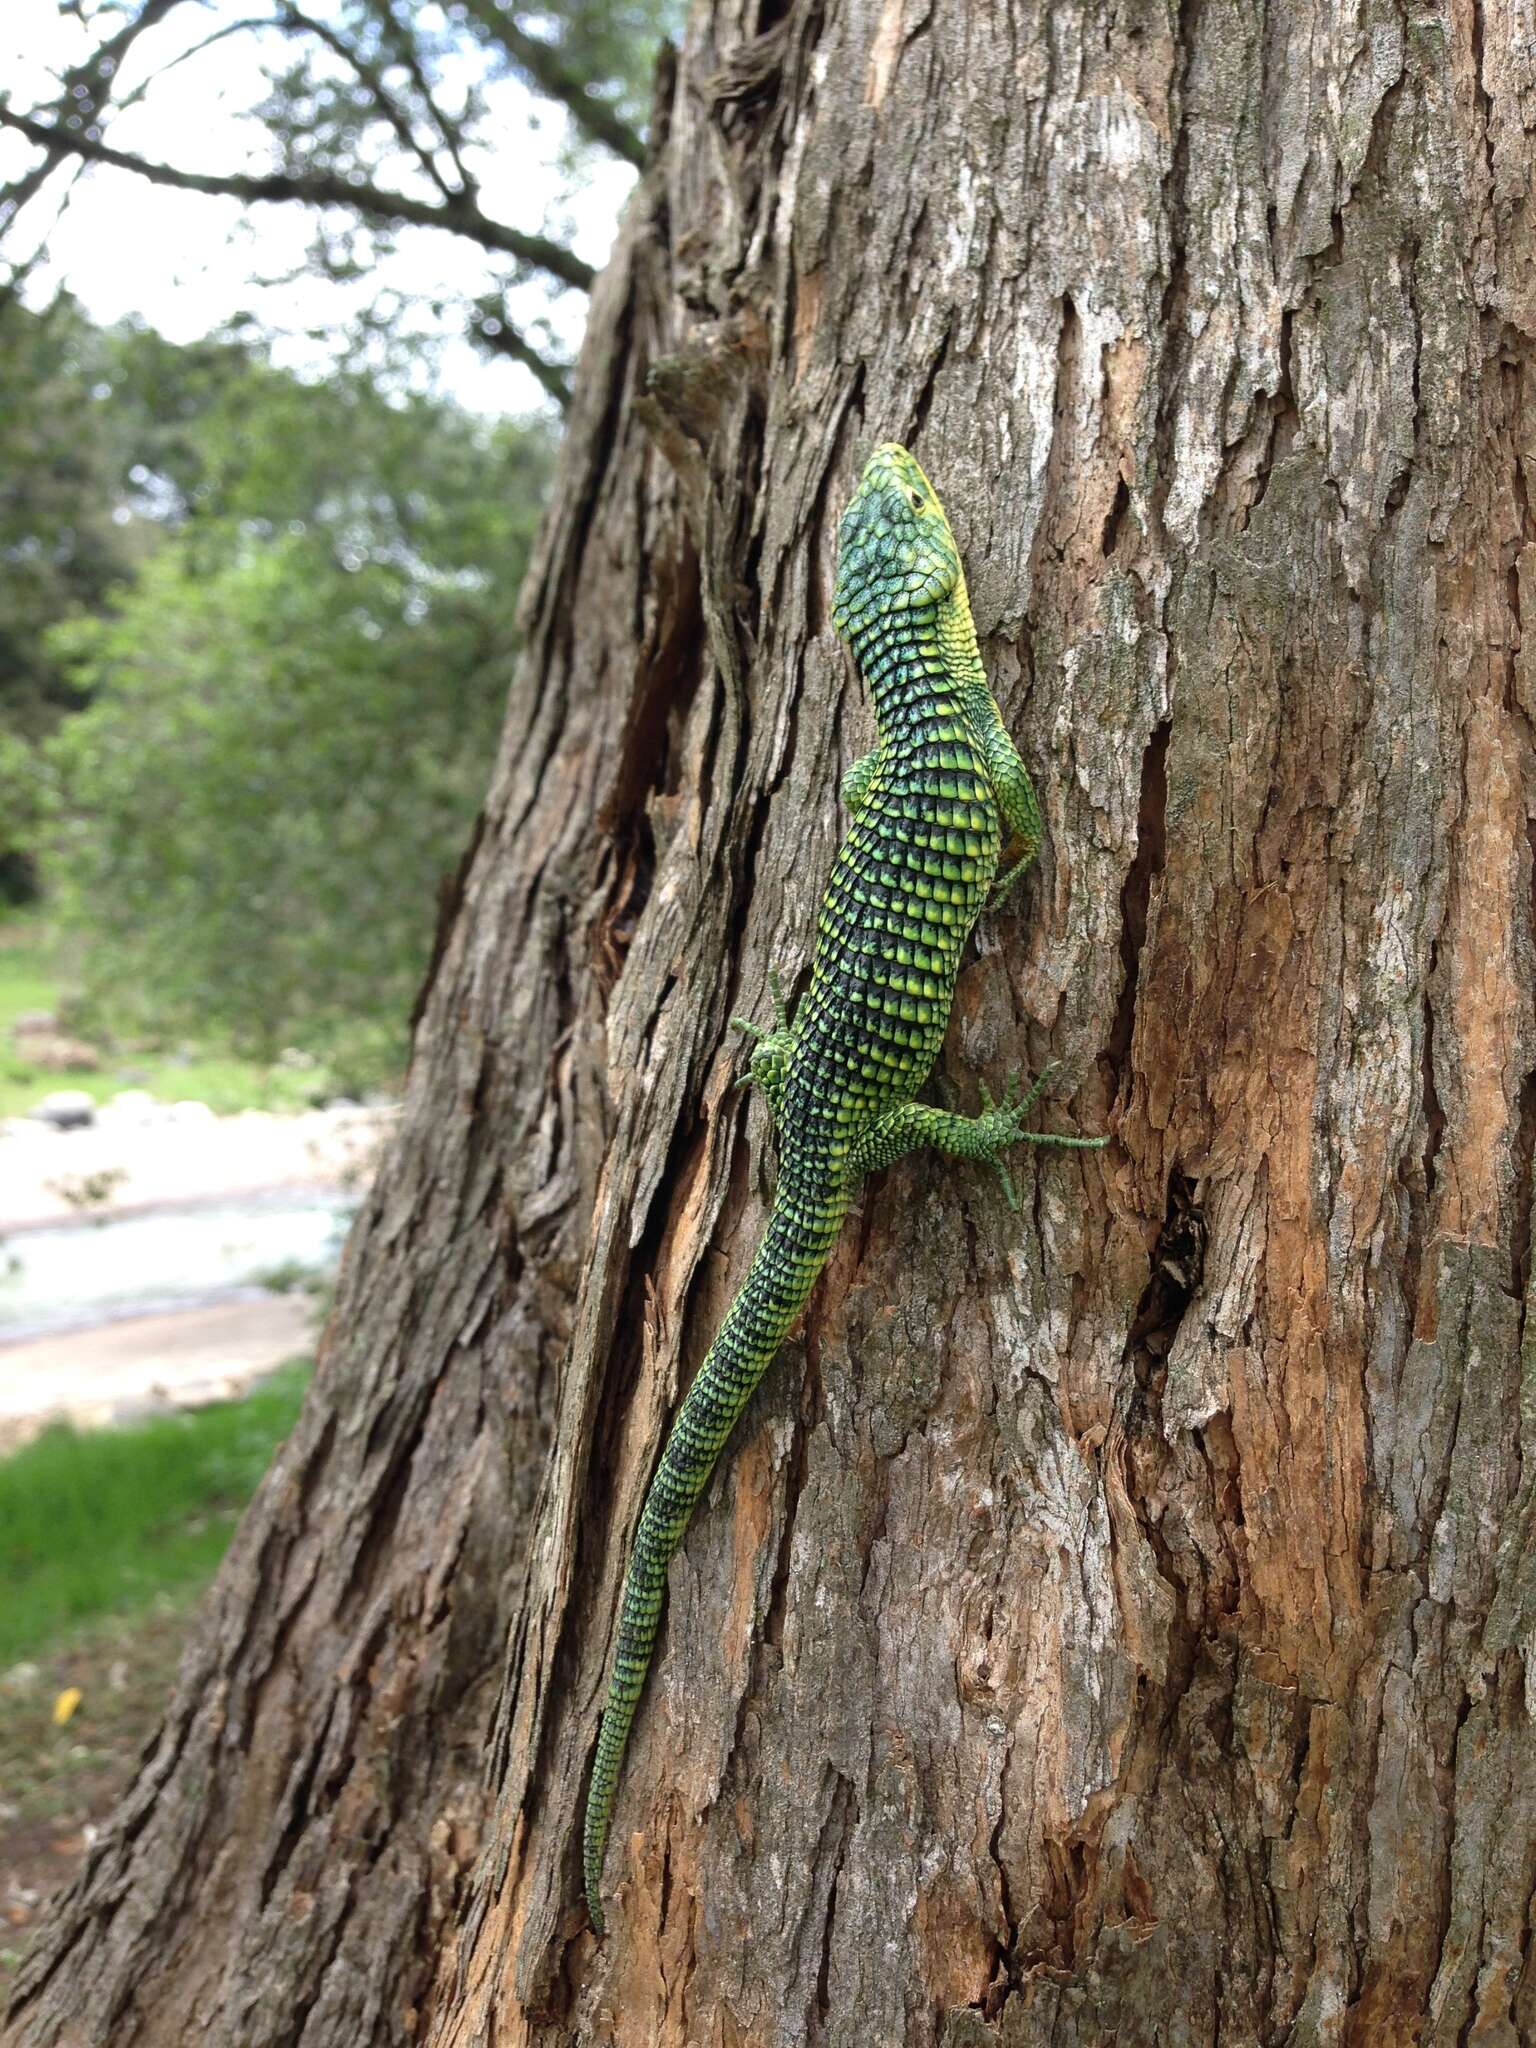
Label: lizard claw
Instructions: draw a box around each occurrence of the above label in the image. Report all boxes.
[1016,1063,1057,1119]
[973,1062,1101,1206]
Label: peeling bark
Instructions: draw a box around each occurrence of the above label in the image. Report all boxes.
[8,1,1536,2043]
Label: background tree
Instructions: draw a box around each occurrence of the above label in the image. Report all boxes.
[41,347,552,1081]
[0,297,147,720]
[0,0,679,906]
[8,2,1536,2045]
[0,295,154,894]
[0,298,551,1077]
[0,0,676,403]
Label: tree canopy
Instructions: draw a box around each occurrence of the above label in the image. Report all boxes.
[0,3,681,1066]
[24,310,553,1080]
[0,0,678,401]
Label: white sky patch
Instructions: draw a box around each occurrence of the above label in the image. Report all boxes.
[0,0,637,414]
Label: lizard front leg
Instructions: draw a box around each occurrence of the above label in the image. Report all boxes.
[848,1069,1105,1209]
[960,674,1043,908]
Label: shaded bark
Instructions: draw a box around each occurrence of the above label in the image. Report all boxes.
[8,0,1536,2043]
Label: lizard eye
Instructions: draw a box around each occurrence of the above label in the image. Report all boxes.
[907,489,925,511]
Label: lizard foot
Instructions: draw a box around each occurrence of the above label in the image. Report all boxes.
[975,1067,1108,1209]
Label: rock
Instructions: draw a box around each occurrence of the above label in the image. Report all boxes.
[12,1010,57,1034]
[14,1029,102,1072]
[104,1090,161,1122]
[164,1100,216,1124]
[31,1090,96,1130]
[45,1166,128,1211]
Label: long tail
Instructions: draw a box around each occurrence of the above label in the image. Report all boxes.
[583,1195,841,1932]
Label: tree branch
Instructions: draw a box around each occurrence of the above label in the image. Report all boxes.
[112,18,283,115]
[474,305,572,408]
[0,160,86,301]
[53,0,191,115]
[456,3,646,167]
[275,5,460,206]
[0,105,596,290]
[371,0,479,197]
[0,0,191,236]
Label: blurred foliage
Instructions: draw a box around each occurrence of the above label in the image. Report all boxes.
[30,323,552,1083]
[492,0,682,135]
[0,0,685,1079]
[0,295,281,888]
[257,0,673,171]
[0,297,155,739]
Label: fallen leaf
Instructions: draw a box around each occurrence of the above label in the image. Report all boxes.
[52,1688,82,1726]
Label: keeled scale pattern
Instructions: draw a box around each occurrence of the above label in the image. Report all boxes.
[582,445,1101,1932]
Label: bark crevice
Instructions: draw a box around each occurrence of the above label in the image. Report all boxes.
[1103,719,1170,1112]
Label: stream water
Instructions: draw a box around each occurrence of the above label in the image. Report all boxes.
[0,1189,354,1344]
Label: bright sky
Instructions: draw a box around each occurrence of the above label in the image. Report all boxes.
[0,0,637,413]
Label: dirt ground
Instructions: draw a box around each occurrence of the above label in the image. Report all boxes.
[0,1602,196,1999]
[0,1294,320,1453]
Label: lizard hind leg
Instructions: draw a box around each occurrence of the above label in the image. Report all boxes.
[984,750,1043,910]
[848,1066,1107,1211]
[730,967,795,1121]
[957,672,1043,910]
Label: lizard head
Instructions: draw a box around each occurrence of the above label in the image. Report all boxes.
[831,442,962,639]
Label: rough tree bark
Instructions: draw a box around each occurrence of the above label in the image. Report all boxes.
[8,0,1536,2042]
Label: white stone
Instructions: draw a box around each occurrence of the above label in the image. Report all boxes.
[32,1090,96,1129]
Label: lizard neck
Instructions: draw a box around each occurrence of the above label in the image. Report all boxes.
[850,584,981,752]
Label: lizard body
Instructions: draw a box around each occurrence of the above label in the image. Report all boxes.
[582,443,1104,1933]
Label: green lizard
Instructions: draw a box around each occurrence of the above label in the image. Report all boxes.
[582,442,1105,1933]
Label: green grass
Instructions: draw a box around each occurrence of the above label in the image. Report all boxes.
[0,1363,311,1666]
[0,916,335,1119]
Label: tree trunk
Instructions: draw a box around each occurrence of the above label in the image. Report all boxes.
[9,1,1536,2042]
